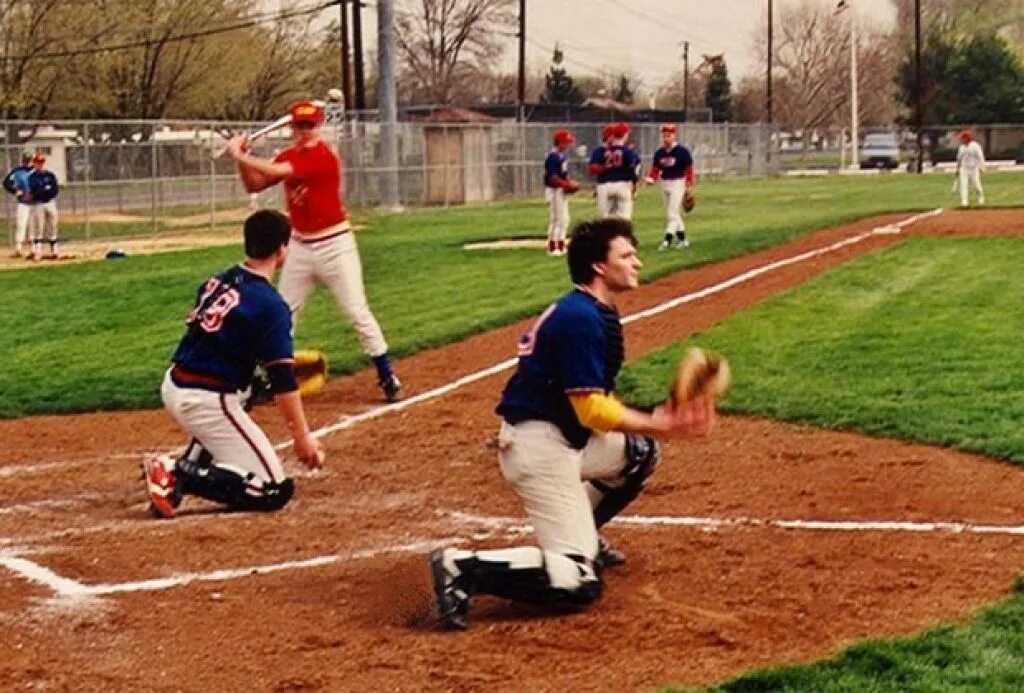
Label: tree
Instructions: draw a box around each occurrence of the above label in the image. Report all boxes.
[394,0,515,105]
[540,46,584,105]
[705,55,732,122]
[614,74,635,104]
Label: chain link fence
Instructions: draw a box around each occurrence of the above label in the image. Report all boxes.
[1,119,773,243]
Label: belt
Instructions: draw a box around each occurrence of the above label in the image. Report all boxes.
[293,221,351,244]
[170,364,236,393]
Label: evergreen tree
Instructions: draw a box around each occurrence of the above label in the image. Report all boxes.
[540,46,585,105]
[614,74,635,104]
[706,56,732,123]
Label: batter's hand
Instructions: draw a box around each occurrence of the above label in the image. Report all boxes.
[226,134,251,160]
[295,433,324,469]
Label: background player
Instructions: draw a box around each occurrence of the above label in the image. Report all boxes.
[955,130,985,207]
[227,100,402,402]
[26,152,60,260]
[646,124,695,250]
[2,151,33,258]
[588,122,640,220]
[144,210,322,518]
[543,129,578,257]
[429,217,715,630]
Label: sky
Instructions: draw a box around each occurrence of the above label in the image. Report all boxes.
[345,0,897,91]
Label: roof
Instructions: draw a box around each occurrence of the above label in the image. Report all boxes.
[414,107,500,124]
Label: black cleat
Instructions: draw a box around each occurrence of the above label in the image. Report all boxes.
[379,374,403,403]
[597,536,626,568]
[430,548,469,631]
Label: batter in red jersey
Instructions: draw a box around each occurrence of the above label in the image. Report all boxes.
[227,100,402,402]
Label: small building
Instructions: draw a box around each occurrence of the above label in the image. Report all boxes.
[21,125,79,182]
[416,108,498,205]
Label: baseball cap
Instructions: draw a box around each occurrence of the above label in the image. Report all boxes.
[958,130,972,143]
[553,129,574,146]
[289,100,325,126]
[610,122,630,139]
[660,123,678,134]
[32,152,46,163]
[21,150,33,162]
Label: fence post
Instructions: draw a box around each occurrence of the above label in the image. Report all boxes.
[209,121,216,232]
[151,124,158,233]
[83,123,91,240]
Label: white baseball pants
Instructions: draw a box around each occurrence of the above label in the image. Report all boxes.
[958,168,984,206]
[161,370,286,486]
[596,181,634,220]
[29,201,58,241]
[278,230,389,358]
[545,187,570,243]
[449,421,629,593]
[661,179,686,235]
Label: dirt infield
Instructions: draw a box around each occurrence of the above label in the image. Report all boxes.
[3,209,1024,691]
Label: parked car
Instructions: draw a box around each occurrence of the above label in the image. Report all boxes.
[859,133,900,169]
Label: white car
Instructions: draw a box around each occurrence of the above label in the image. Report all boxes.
[859,133,900,170]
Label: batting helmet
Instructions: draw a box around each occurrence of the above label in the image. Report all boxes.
[958,130,973,144]
[553,129,574,146]
[289,100,325,126]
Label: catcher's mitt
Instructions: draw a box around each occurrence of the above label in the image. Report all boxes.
[682,190,696,213]
[564,180,581,195]
[294,349,328,397]
[671,347,730,405]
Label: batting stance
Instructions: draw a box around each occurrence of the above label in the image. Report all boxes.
[2,151,33,258]
[543,129,578,256]
[588,122,640,220]
[144,210,323,518]
[429,218,714,630]
[227,100,402,402]
[646,124,695,250]
[955,130,985,207]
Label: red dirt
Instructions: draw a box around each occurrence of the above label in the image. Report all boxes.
[2,209,1024,691]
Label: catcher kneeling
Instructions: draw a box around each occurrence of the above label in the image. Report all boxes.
[144,210,324,519]
[430,218,721,630]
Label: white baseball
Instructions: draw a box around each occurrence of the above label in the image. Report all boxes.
[327,88,344,102]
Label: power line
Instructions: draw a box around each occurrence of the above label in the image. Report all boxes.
[0,0,340,62]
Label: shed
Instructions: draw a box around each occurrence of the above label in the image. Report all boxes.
[21,125,79,182]
[416,108,498,204]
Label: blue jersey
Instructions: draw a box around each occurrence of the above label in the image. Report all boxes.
[543,150,569,188]
[3,165,32,199]
[497,288,625,449]
[589,144,640,184]
[171,265,294,392]
[28,170,58,203]
[652,144,693,180]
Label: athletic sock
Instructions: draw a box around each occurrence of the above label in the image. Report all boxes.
[372,353,394,381]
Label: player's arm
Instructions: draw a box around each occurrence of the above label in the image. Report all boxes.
[259,314,321,468]
[587,148,606,177]
[227,135,291,192]
[569,391,711,437]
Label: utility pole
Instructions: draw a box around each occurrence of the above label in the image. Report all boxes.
[766,0,774,165]
[914,0,923,173]
[683,41,690,121]
[378,0,401,209]
[353,0,366,112]
[517,0,526,121]
[340,0,352,109]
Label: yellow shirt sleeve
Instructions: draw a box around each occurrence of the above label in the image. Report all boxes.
[569,392,625,432]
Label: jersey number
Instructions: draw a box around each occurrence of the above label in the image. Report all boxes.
[604,151,623,167]
[188,278,241,333]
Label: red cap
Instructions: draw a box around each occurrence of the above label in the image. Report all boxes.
[31,152,46,163]
[289,100,325,126]
[958,130,972,143]
[553,129,574,146]
[611,122,630,139]
[660,123,677,134]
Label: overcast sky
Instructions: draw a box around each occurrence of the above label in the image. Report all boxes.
[352,0,897,89]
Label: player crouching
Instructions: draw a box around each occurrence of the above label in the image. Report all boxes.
[144,210,323,518]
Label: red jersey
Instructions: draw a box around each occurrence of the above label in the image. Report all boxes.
[273,140,347,233]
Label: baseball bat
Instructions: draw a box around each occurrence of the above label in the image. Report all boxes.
[212,114,293,159]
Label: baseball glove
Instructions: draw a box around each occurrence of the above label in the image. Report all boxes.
[294,349,328,397]
[564,180,581,195]
[671,347,730,405]
[682,190,696,213]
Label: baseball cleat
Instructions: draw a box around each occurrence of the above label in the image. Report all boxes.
[658,240,671,252]
[430,548,470,631]
[597,536,626,568]
[675,238,690,249]
[144,454,182,519]
[379,374,403,403]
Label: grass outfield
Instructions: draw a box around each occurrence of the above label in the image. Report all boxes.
[611,237,1024,692]
[2,173,1023,417]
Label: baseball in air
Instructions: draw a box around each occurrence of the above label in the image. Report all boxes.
[327,88,344,102]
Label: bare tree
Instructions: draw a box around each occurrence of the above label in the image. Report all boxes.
[394,0,516,105]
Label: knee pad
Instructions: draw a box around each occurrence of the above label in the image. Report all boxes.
[624,434,660,480]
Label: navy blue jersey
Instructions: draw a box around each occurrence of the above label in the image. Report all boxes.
[589,144,640,184]
[543,150,569,188]
[28,170,58,202]
[497,288,624,449]
[171,265,293,391]
[652,144,693,180]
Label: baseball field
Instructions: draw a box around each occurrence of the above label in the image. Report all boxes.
[4,175,1024,690]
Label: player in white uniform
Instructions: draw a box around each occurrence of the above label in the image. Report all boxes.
[588,123,640,220]
[955,130,985,207]
[543,129,578,257]
[645,124,695,250]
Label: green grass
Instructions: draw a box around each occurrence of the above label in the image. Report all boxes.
[618,236,1024,464]
[688,587,1024,692]
[2,172,1023,417]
